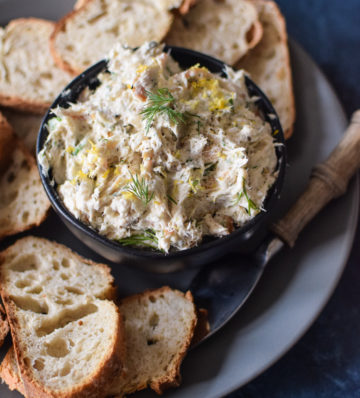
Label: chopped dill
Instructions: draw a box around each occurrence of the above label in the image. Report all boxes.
[235,178,259,214]
[189,178,200,194]
[196,119,203,133]
[204,162,217,176]
[118,229,159,250]
[167,194,177,205]
[141,88,185,133]
[124,173,154,206]
[48,116,62,131]
[184,111,201,118]
[72,143,84,156]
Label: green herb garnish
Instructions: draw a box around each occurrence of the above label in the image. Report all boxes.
[118,229,159,250]
[204,162,217,176]
[48,116,62,131]
[167,194,177,205]
[196,119,203,134]
[140,88,186,133]
[235,178,259,214]
[189,178,200,194]
[72,143,84,156]
[124,173,154,206]
[184,111,201,118]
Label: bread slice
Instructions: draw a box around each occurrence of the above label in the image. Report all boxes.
[108,287,197,396]
[235,0,295,139]
[1,108,42,154]
[0,304,9,348]
[0,237,125,398]
[0,348,25,396]
[0,18,72,114]
[165,0,263,66]
[50,0,193,75]
[0,114,50,240]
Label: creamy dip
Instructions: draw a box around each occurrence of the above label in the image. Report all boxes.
[39,42,277,253]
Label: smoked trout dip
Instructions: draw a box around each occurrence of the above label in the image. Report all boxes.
[38,42,278,253]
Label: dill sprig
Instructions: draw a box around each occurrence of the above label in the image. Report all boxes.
[124,173,154,206]
[235,178,259,214]
[204,162,217,176]
[118,229,159,250]
[140,88,186,133]
[72,143,84,156]
[167,194,177,205]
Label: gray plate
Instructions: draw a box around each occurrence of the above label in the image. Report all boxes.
[0,1,359,397]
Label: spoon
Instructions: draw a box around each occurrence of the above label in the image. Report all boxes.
[191,109,360,344]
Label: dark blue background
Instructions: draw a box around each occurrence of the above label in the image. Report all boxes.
[228,1,360,397]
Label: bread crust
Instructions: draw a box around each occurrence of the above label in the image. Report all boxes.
[177,0,198,15]
[0,348,25,395]
[0,236,125,398]
[0,111,16,174]
[0,304,9,348]
[0,95,50,115]
[245,19,263,52]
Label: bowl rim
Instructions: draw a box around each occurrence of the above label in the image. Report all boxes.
[37,45,286,260]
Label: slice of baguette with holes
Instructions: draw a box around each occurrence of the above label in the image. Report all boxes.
[0,237,125,398]
[108,287,197,397]
[165,0,263,66]
[50,0,194,76]
[0,18,72,114]
[235,0,295,139]
[0,112,50,240]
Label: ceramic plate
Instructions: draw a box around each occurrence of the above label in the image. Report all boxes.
[0,1,358,397]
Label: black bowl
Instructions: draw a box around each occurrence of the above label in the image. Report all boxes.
[37,46,286,273]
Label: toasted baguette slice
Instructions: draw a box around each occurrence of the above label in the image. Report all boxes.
[0,348,25,396]
[1,108,42,154]
[165,0,263,66]
[0,114,50,240]
[236,0,295,139]
[0,237,125,398]
[0,304,9,348]
[50,0,192,75]
[0,18,72,114]
[108,287,197,396]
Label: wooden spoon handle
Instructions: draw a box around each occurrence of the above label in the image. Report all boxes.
[272,110,360,247]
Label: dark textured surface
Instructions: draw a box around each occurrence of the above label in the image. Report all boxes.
[229,1,360,397]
